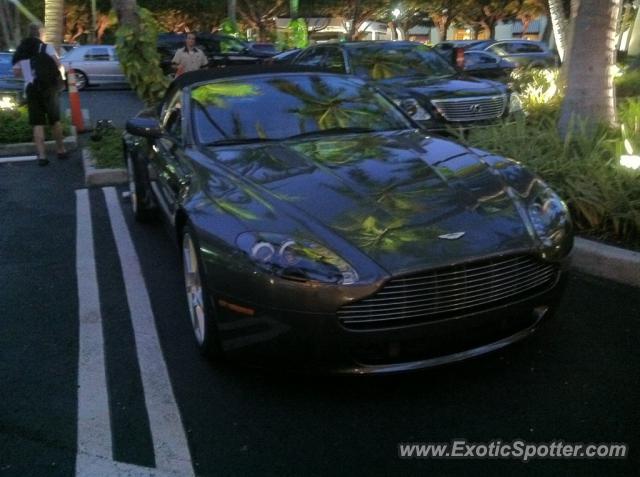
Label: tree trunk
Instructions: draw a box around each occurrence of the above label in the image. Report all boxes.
[388,21,397,40]
[0,0,11,50]
[44,0,65,47]
[558,0,622,138]
[228,0,236,28]
[347,0,361,41]
[112,0,139,28]
[628,0,640,56]
[547,0,567,61]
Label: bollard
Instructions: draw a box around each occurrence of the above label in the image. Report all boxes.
[66,67,85,132]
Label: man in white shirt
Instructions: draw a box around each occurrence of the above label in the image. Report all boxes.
[12,23,67,166]
[171,33,208,76]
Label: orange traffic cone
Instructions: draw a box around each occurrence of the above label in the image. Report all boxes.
[66,68,85,132]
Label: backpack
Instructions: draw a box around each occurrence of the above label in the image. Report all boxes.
[31,43,63,91]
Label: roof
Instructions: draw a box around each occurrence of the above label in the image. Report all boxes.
[169,64,330,90]
[340,40,421,48]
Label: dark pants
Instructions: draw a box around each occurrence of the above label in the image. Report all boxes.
[26,83,61,126]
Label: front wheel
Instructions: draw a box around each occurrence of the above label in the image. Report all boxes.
[182,226,223,359]
[125,146,156,222]
[73,70,88,90]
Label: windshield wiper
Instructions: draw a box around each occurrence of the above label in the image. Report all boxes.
[202,137,280,146]
[286,127,380,140]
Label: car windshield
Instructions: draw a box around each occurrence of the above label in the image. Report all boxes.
[348,44,456,80]
[191,74,412,145]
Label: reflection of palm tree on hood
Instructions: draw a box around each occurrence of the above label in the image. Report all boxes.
[291,135,388,166]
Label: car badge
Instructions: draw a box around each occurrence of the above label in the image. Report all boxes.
[470,104,482,113]
[438,232,466,240]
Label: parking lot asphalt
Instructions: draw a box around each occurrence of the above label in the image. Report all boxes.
[0,134,639,476]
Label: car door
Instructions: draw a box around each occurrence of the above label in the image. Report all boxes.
[80,47,113,83]
[152,90,192,222]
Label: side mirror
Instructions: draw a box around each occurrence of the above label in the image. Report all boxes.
[126,117,163,138]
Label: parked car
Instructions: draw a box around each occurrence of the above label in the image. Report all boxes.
[263,48,301,65]
[287,41,523,131]
[0,52,14,78]
[60,44,127,90]
[0,52,25,109]
[462,50,517,81]
[433,40,488,56]
[442,39,559,69]
[122,66,573,374]
[246,42,278,57]
[0,77,24,110]
[157,33,266,75]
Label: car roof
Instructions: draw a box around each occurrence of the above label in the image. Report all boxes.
[170,64,339,90]
[158,32,242,42]
[336,40,423,49]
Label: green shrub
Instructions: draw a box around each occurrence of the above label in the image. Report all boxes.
[616,69,640,98]
[0,107,71,144]
[88,128,124,169]
[459,100,640,248]
[115,8,169,105]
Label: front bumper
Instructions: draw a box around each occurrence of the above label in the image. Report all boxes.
[210,266,568,375]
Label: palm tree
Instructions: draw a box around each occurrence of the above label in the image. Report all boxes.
[558,0,623,137]
[44,0,64,46]
[546,0,567,60]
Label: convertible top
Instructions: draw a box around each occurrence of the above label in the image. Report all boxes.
[170,64,329,90]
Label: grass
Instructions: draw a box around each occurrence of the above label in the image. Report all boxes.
[88,128,124,169]
[0,106,71,144]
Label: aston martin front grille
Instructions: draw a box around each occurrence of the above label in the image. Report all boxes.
[338,255,558,330]
[431,95,507,122]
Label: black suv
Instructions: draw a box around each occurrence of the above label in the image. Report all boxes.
[157,33,272,74]
[287,41,523,131]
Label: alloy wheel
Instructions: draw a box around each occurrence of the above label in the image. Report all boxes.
[183,233,206,345]
[126,152,138,215]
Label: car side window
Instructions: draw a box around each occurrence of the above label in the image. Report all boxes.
[488,44,508,56]
[85,48,110,61]
[295,48,325,67]
[467,52,497,65]
[516,43,543,53]
[324,48,346,73]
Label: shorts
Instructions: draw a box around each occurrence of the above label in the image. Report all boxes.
[26,83,61,126]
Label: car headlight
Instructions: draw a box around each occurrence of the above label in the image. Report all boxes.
[525,181,571,248]
[393,98,432,121]
[236,232,359,285]
[509,92,523,113]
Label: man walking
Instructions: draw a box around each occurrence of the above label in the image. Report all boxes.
[12,23,67,166]
[172,33,208,76]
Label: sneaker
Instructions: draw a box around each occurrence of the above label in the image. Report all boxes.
[37,157,50,166]
[57,152,69,160]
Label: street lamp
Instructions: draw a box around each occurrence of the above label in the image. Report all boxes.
[392,8,401,19]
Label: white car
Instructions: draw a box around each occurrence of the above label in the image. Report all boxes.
[61,45,127,90]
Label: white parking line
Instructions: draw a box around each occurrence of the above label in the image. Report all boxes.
[103,187,194,476]
[75,189,113,465]
[76,452,184,476]
[0,155,37,164]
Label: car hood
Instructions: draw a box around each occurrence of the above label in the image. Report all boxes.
[198,130,535,275]
[373,75,506,101]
